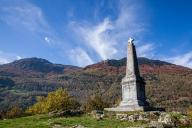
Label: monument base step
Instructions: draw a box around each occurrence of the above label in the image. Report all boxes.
[104,105,151,112]
[104,105,165,112]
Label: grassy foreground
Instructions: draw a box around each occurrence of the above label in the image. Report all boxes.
[0,114,147,128]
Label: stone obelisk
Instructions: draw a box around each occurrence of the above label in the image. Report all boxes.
[105,38,148,111]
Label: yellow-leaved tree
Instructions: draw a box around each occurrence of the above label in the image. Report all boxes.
[187,106,192,117]
[26,88,80,114]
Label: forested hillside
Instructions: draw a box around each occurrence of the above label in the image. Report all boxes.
[0,57,192,112]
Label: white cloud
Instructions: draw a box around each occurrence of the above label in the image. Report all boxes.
[70,0,147,61]
[0,57,10,64]
[16,56,22,60]
[73,18,117,60]
[44,37,50,43]
[0,2,49,33]
[70,48,94,67]
[164,51,192,68]
[114,0,145,38]
[137,43,154,57]
[0,51,21,64]
[44,36,54,45]
[0,0,152,67]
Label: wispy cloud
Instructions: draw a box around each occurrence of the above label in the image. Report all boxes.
[137,43,154,57]
[0,0,156,67]
[164,51,192,68]
[0,1,49,33]
[70,0,148,62]
[44,36,55,45]
[0,58,10,64]
[72,18,117,60]
[114,0,145,39]
[0,51,21,64]
[70,48,94,67]
[0,1,58,46]
[16,56,22,60]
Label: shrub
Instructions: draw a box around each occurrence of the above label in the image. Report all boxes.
[26,88,80,114]
[84,95,109,112]
[187,106,192,117]
[0,111,6,119]
[6,106,23,118]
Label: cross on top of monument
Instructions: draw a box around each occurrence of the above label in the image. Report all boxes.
[128,38,134,44]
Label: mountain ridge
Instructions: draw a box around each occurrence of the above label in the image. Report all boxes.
[0,57,191,78]
[0,57,81,77]
[0,57,192,112]
[0,57,191,71]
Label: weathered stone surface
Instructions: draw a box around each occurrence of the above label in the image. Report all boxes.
[116,113,127,118]
[105,106,145,112]
[91,110,104,120]
[116,113,128,120]
[149,121,164,128]
[114,111,191,127]
[115,112,149,122]
[105,38,149,112]
[128,114,138,122]
[120,38,148,108]
[49,110,83,117]
[52,124,86,128]
[158,113,177,127]
[71,125,86,128]
[52,124,64,128]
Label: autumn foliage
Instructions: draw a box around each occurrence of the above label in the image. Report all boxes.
[5,106,23,118]
[26,88,80,114]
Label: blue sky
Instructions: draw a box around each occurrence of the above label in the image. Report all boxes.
[0,0,192,67]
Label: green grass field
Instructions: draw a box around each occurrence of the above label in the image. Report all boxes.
[0,114,147,128]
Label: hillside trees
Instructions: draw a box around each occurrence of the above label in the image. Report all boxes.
[0,57,192,113]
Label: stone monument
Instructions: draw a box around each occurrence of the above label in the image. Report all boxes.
[105,38,149,111]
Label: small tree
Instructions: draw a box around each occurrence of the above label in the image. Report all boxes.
[27,96,47,114]
[84,95,109,112]
[27,88,80,114]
